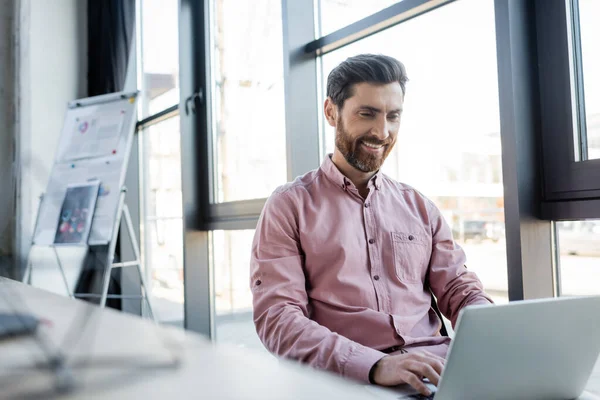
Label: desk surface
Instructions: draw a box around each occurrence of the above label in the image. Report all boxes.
[2,278,600,400]
[0,278,377,400]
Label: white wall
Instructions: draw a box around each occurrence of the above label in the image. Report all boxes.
[15,0,87,274]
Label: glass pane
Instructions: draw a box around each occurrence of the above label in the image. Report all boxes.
[577,0,600,159]
[210,0,287,203]
[320,0,507,303]
[318,0,402,37]
[557,220,600,296]
[212,229,266,352]
[142,116,184,326]
[140,0,180,117]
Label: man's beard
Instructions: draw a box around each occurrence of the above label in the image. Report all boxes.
[335,117,394,173]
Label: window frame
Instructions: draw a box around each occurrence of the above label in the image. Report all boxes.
[536,0,600,216]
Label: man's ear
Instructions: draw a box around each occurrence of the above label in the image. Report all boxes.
[324,97,337,127]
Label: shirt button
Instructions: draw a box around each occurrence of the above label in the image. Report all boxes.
[373,275,380,281]
[364,203,370,208]
[408,235,414,241]
[255,280,262,286]
[368,238,375,244]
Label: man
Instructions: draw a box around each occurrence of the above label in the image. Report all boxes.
[250,54,492,396]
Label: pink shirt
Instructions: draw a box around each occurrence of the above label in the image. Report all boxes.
[250,155,492,383]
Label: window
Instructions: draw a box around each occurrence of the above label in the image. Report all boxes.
[140,0,180,117]
[317,0,401,37]
[212,229,265,350]
[141,116,184,325]
[210,0,287,203]
[320,0,507,303]
[556,220,600,296]
[538,0,600,203]
[574,0,600,160]
[213,229,254,315]
[138,0,183,325]
[178,0,597,337]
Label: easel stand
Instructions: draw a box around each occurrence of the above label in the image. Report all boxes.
[23,188,155,322]
[22,194,73,297]
[22,195,74,298]
[97,187,155,320]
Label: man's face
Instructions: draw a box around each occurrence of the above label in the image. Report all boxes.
[326,82,404,173]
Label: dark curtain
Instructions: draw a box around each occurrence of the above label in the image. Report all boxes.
[75,0,136,309]
[87,0,136,96]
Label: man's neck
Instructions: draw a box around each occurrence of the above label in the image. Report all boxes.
[331,151,376,194]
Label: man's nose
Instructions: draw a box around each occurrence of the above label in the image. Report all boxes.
[371,116,390,140]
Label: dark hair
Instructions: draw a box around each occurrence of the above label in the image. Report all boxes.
[326,54,408,109]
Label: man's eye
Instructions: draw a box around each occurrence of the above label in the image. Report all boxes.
[359,112,373,118]
[388,114,400,121]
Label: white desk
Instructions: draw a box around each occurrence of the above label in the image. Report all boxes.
[0,278,378,399]
[2,277,600,399]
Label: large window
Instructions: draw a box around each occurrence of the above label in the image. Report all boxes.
[556,220,600,296]
[141,117,184,325]
[318,0,400,36]
[538,0,600,203]
[140,0,179,118]
[320,0,507,303]
[213,229,254,315]
[210,0,287,203]
[212,229,264,350]
[574,0,600,160]
[175,0,600,341]
[138,0,183,325]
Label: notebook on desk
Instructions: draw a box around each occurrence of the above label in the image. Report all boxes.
[366,296,600,400]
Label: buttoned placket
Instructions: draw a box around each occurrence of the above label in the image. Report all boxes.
[362,186,388,313]
[341,176,388,311]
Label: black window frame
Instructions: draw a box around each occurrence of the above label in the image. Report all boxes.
[536,0,600,220]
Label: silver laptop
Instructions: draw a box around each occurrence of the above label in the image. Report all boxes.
[371,296,600,400]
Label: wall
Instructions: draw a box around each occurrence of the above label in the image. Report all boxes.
[14,0,87,277]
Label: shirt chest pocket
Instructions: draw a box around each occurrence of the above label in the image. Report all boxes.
[391,232,430,283]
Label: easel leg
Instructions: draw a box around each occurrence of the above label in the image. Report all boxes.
[52,246,73,298]
[23,193,45,285]
[100,192,125,308]
[22,257,32,284]
[123,204,156,322]
[97,188,156,322]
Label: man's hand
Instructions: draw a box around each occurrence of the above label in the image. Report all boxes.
[371,351,446,396]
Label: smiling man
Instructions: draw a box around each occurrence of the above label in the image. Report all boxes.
[250,54,492,396]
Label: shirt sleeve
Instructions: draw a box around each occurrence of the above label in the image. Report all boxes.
[425,200,494,328]
[250,189,385,383]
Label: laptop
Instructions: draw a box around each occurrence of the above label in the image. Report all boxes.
[367,296,600,400]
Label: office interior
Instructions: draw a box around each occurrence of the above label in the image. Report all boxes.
[0,0,599,397]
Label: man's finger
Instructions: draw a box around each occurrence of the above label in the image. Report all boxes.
[421,350,447,364]
[427,359,444,376]
[409,351,445,364]
[415,353,445,375]
[402,372,432,396]
[412,363,440,386]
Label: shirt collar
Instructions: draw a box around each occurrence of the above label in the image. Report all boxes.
[320,154,383,192]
